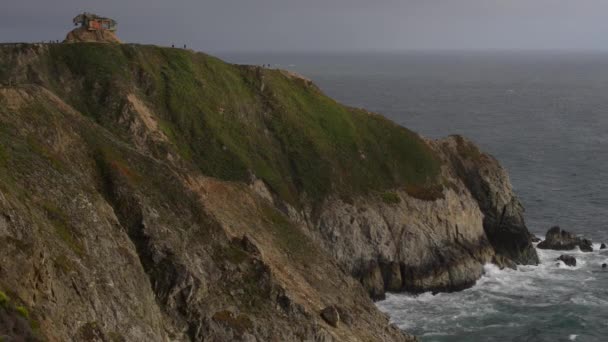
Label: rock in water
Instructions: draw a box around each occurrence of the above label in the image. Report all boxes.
[602,263,607,269]
[600,243,607,250]
[537,226,593,252]
[557,255,576,267]
[579,239,593,252]
[320,306,340,327]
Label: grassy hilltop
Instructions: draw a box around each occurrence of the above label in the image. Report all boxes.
[1,43,440,206]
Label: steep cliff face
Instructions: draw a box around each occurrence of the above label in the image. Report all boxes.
[439,135,539,266]
[0,43,537,340]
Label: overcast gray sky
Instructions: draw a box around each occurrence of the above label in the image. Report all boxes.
[2,0,608,52]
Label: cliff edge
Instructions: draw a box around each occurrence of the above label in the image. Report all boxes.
[0,43,537,341]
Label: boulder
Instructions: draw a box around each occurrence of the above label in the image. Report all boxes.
[600,243,606,250]
[602,263,607,269]
[580,239,593,252]
[537,226,593,252]
[557,255,576,267]
[320,306,340,328]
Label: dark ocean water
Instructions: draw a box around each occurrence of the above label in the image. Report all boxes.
[220,51,608,341]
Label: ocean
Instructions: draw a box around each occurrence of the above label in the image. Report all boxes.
[220,51,608,341]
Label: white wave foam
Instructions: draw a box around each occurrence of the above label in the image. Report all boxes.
[377,243,608,339]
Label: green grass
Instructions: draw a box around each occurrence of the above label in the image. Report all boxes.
[381,192,401,204]
[4,43,443,207]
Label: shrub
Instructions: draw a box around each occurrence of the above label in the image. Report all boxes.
[381,192,401,204]
[16,305,29,319]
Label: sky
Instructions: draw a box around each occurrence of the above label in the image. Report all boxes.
[2,0,608,52]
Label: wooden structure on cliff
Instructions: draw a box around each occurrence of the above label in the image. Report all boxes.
[73,12,117,32]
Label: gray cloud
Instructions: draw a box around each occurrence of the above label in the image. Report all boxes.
[1,0,608,51]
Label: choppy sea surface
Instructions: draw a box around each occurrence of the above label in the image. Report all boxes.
[220,51,608,341]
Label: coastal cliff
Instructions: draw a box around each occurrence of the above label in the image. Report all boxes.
[0,43,537,341]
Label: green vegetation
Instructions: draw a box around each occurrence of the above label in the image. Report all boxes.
[381,192,401,204]
[15,305,29,319]
[260,202,317,262]
[17,43,442,207]
[0,290,8,307]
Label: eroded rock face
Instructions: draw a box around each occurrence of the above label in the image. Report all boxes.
[439,136,540,266]
[538,226,593,252]
[304,176,494,299]
[293,135,538,299]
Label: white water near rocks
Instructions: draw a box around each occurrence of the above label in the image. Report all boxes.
[220,51,608,341]
[377,243,608,341]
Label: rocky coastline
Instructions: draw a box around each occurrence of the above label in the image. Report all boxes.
[0,43,541,341]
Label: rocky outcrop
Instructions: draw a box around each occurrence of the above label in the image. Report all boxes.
[305,180,494,298]
[557,255,577,267]
[64,27,121,43]
[0,43,539,340]
[439,136,539,266]
[538,226,593,252]
[320,306,340,328]
[293,135,537,300]
[0,85,415,341]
